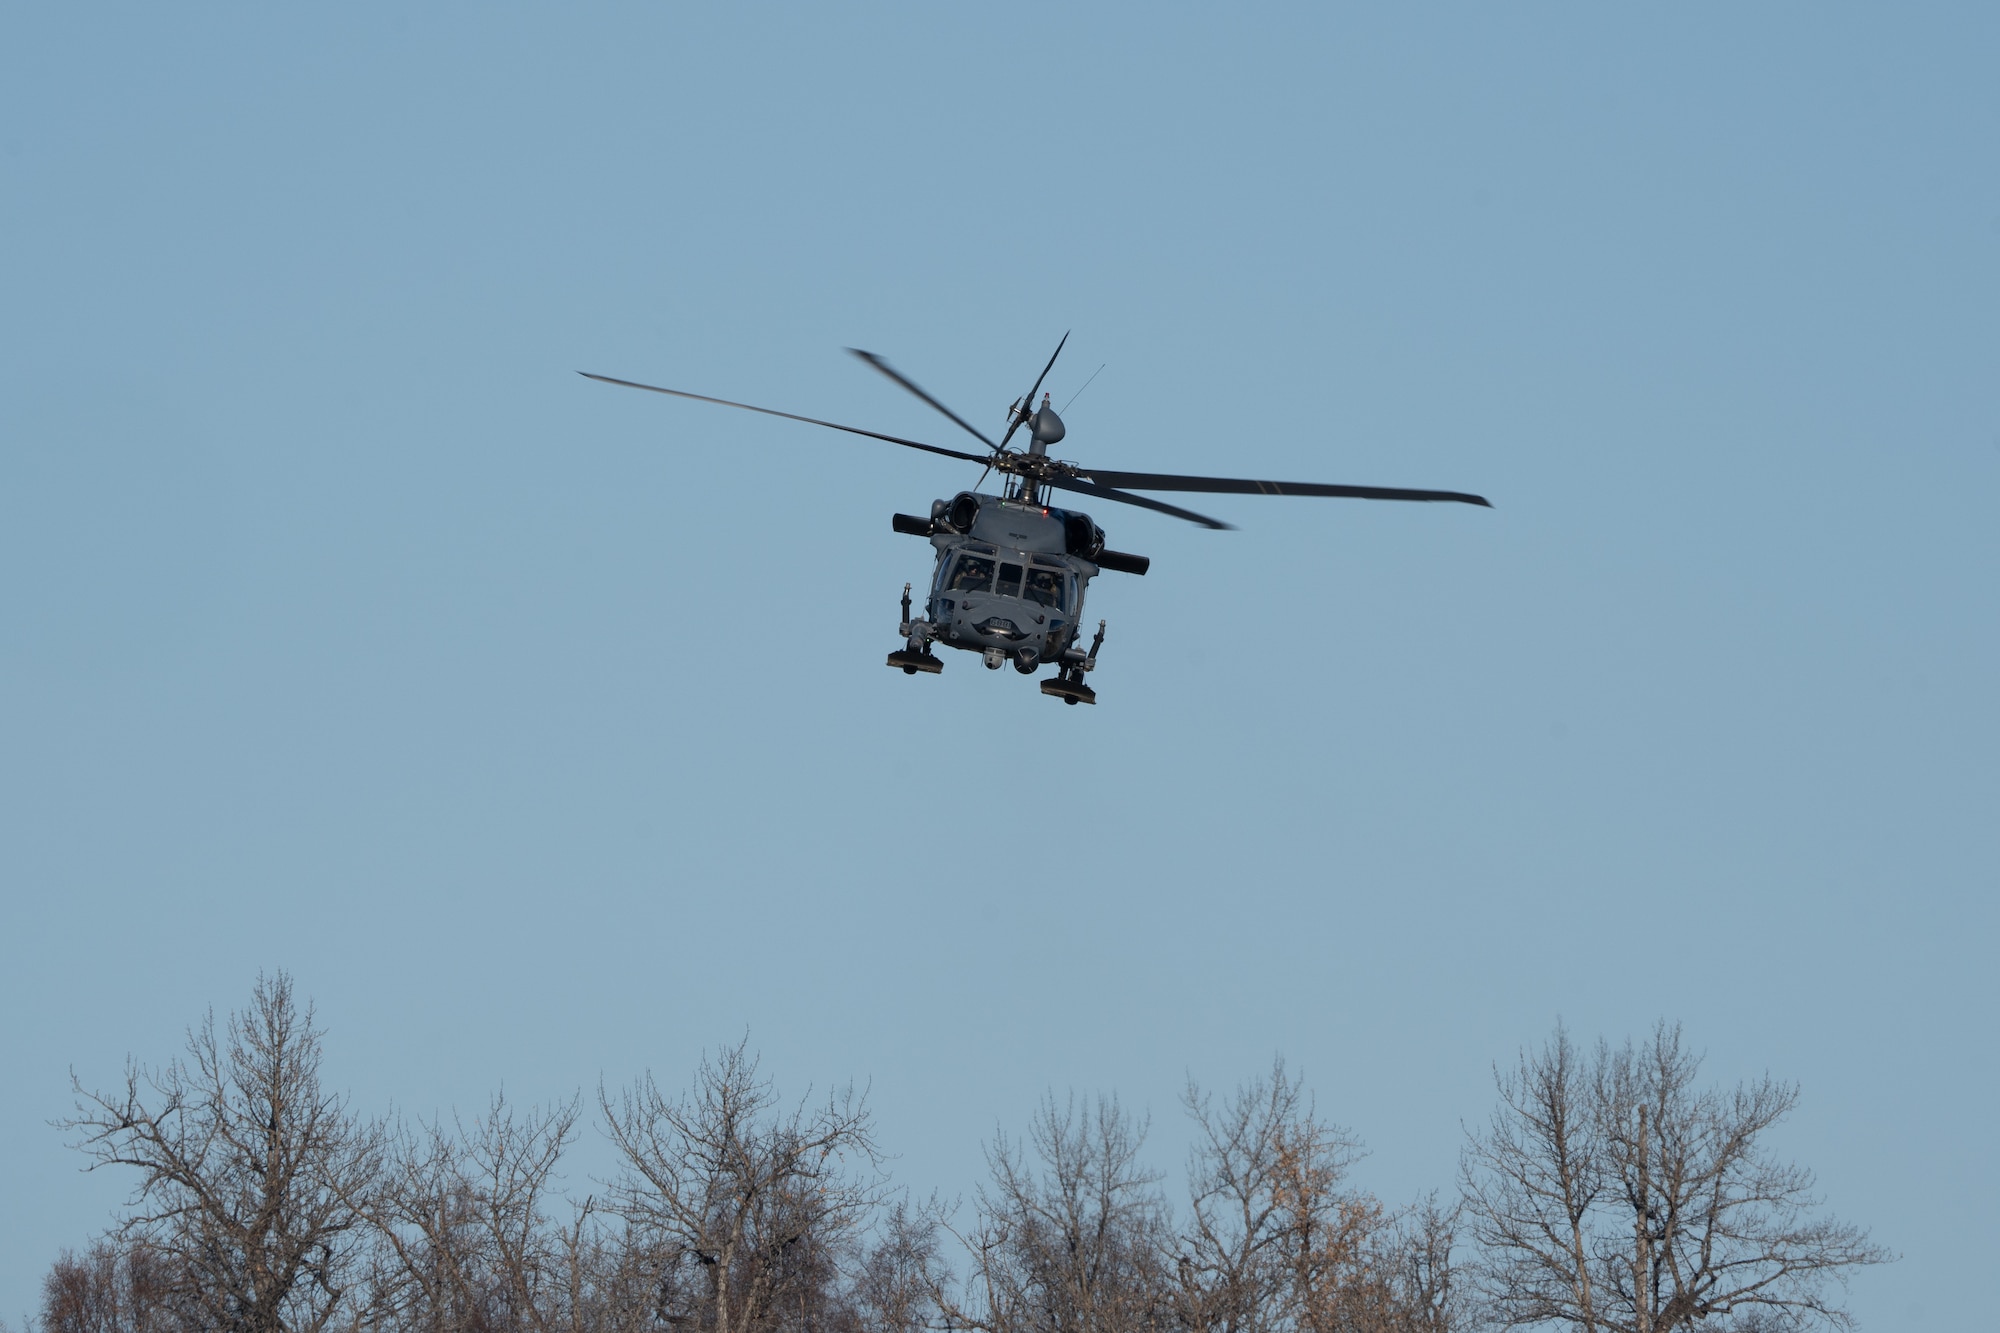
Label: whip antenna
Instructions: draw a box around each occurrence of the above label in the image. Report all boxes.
[1061,363,1106,414]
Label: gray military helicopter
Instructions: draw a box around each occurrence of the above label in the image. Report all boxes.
[583,334,1488,704]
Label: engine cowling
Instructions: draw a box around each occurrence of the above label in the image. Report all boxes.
[946,492,981,533]
[1063,512,1105,559]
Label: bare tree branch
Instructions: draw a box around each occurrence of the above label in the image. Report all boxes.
[58,973,384,1333]
[1461,1022,1892,1333]
[599,1037,885,1333]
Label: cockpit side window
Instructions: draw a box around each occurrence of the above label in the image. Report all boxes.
[948,555,995,593]
[1024,567,1065,609]
[997,562,1024,598]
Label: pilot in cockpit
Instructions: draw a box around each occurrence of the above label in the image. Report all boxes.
[1024,568,1064,609]
[950,556,994,593]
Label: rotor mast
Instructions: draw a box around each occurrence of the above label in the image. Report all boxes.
[1005,392,1065,505]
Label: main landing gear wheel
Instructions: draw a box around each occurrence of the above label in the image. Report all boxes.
[1039,672,1096,705]
[886,650,942,675]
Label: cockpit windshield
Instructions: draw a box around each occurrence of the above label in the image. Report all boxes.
[996,562,1024,598]
[948,555,995,593]
[1024,568,1065,609]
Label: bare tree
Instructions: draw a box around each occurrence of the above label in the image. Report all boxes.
[1175,1062,1354,1333]
[1178,1063,1458,1333]
[1459,1027,1606,1333]
[599,1039,885,1333]
[361,1093,629,1333]
[61,973,385,1333]
[1371,1199,1462,1333]
[40,1240,183,1333]
[1262,1085,1386,1333]
[1461,1022,1890,1333]
[849,1199,949,1333]
[942,1094,1171,1333]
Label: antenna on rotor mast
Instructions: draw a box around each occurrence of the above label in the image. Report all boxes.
[1061,363,1105,413]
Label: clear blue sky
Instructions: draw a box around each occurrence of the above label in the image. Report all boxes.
[3,5,1993,1326]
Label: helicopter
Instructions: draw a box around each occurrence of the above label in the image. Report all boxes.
[583,334,1489,704]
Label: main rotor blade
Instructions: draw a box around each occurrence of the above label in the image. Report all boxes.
[1078,468,1491,508]
[998,331,1070,452]
[1046,476,1233,530]
[846,349,1000,452]
[580,373,991,464]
